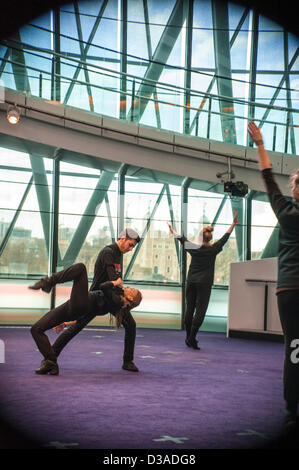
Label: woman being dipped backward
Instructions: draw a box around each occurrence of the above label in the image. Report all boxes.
[248,121,299,430]
[167,212,238,350]
[29,264,142,374]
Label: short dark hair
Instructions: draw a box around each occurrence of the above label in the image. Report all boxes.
[118,228,140,243]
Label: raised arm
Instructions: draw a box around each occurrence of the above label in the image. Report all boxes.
[247,121,271,170]
[247,121,292,218]
[226,211,239,234]
[167,221,180,238]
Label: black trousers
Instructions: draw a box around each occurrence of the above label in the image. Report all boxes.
[185,282,212,339]
[31,263,89,362]
[52,309,136,364]
[277,290,299,413]
[31,263,136,365]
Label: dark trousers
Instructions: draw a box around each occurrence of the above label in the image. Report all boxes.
[31,263,89,362]
[52,309,136,364]
[31,263,136,365]
[277,290,299,413]
[185,282,212,339]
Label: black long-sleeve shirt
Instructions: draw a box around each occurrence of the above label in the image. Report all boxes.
[88,281,125,315]
[90,243,122,291]
[262,168,299,288]
[177,233,230,284]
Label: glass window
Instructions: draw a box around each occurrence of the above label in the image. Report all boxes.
[19,17,52,99]
[123,172,181,282]
[58,161,117,276]
[147,0,177,53]
[127,0,149,60]
[0,148,51,277]
[257,32,284,71]
[251,197,278,259]
[1,0,298,154]
[192,0,214,68]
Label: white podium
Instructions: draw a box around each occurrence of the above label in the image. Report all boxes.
[227,257,283,341]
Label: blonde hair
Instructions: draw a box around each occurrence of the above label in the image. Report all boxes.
[111,288,142,330]
[127,288,142,309]
[199,225,214,243]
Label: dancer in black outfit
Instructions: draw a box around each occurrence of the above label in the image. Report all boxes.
[168,213,238,349]
[30,263,142,375]
[248,122,299,429]
[40,228,140,372]
[90,228,140,291]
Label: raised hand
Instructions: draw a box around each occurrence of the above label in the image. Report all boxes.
[167,221,174,233]
[233,211,239,225]
[248,121,263,146]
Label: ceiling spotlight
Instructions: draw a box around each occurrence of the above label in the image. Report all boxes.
[7,105,20,125]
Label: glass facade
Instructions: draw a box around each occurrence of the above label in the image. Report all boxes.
[0,0,298,153]
[0,143,281,328]
[0,0,298,329]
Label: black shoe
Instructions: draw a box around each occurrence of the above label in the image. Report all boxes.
[185,338,200,350]
[29,277,52,293]
[35,359,59,375]
[122,361,139,372]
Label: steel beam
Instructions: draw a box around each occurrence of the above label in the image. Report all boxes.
[123,184,167,279]
[260,224,279,259]
[180,176,192,330]
[244,190,256,260]
[247,11,259,146]
[117,163,128,238]
[143,0,161,127]
[52,9,61,102]
[8,32,30,93]
[120,0,128,120]
[258,47,299,129]
[189,7,250,134]
[63,0,109,105]
[211,0,236,144]
[74,1,94,111]
[211,195,228,226]
[61,170,114,267]
[283,31,296,154]
[183,0,193,135]
[230,197,244,260]
[0,47,9,78]
[0,175,33,257]
[7,37,54,262]
[105,193,116,244]
[165,183,180,263]
[127,0,188,122]
[29,154,52,255]
[50,154,61,309]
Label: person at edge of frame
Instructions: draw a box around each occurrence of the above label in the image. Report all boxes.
[248,121,299,431]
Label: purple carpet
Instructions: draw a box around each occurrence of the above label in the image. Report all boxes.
[0,325,291,449]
